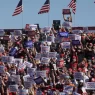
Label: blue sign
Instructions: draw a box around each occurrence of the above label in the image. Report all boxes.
[59,32,68,37]
[24,40,33,48]
[9,47,17,56]
[72,40,80,45]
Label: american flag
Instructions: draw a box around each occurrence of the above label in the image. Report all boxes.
[68,0,76,14]
[38,0,50,14]
[12,0,23,16]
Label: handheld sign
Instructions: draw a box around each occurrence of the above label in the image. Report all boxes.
[59,32,68,38]
[62,9,71,14]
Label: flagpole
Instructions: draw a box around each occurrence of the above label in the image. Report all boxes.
[22,0,23,29]
[48,12,49,26]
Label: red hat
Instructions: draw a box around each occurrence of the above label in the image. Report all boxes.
[73,56,76,59]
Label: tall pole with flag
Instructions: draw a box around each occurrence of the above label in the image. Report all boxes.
[38,0,50,26]
[68,0,76,26]
[12,0,23,28]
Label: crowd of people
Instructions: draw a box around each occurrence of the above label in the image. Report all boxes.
[0,13,95,95]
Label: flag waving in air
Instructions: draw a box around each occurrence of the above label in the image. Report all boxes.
[68,0,76,14]
[38,0,50,14]
[12,0,23,16]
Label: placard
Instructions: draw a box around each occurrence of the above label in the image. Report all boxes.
[47,36,54,42]
[34,76,45,85]
[9,47,18,56]
[41,46,50,53]
[49,52,57,58]
[27,68,36,77]
[9,85,18,92]
[86,82,95,90]
[24,40,33,48]
[69,34,76,40]
[41,57,50,64]
[59,32,68,38]
[14,58,23,64]
[36,70,47,78]
[0,29,5,36]
[19,89,27,95]
[30,24,37,31]
[24,81,32,89]
[35,53,41,58]
[72,30,83,34]
[75,35,81,41]
[43,26,51,33]
[61,42,70,49]
[62,9,71,14]
[0,66,5,74]
[72,40,80,45]
[41,52,49,57]
[14,30,22,36]
[0,47,4,53]
[60,92,66,95]
[74,72,84,80]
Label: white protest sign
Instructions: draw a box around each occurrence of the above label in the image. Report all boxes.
[24,61,33,68]
[36,70,47,78]
[24,81,32,89]
[43,26,51,33]
[41,46,50,53]
[27,68,36,77]
[41,52,49,57]
[18,63,26,70]
[0,29,5,36]
[11,75,21,84]
[75,35,81,41]
[35,53,41,59]
[0,66,5,74]
[14,58,23,64]
[74,72,84,80]
[49,52,57,58]
[27,77,35,84]
[14,30,22,36]
[41,57,50,64]
[30,24,37,31]
[9,85,18,92]
[86,82,95,90]
[61,42,70,49]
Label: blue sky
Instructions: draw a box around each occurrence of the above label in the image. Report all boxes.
[0,0,95,29]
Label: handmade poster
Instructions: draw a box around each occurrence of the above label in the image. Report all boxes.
[41,46,50,53]
[86,82,95,90]
[74,72,84,80]
[36,70,47,78]
[41,57,50,64]
[49,52,57,58]
[9,85,18,92]
[34,76,45,85]
[61,42,70,49]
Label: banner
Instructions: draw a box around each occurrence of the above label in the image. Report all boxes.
[86,82,95,90]
[61,42,70,49]
[62,9,71,14]
[59,32,68,37]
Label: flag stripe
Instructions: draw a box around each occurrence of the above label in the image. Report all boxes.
[68,0,76,14]
[38,0,50,14]
[12,0,23,16]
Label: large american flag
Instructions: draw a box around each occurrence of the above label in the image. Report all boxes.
[38,0,50,14]
[68,0,76,14]
[12,0,23,16]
